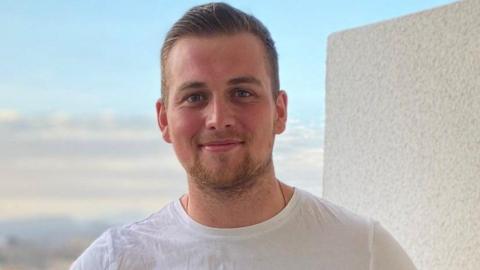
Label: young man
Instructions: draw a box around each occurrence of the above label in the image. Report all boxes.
[71,3,416,269]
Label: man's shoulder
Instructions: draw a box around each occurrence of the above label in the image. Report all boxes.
[294,188,374,234]
[296,189,383,255]
[108,199,181,243]
[70,200,181,270]
[294,189,416,269]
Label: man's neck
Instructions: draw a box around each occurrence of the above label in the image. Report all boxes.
[181,175,294,228]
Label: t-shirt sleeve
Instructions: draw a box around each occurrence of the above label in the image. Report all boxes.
[370,222,417,270]
[69,230,113,270]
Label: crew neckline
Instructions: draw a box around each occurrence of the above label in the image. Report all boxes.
[172,187,301,238]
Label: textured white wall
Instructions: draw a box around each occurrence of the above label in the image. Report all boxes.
[323,1,479,269]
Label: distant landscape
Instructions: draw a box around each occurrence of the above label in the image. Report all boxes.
[0,216,117,270]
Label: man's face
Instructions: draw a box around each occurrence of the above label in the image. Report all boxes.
[157,33,287,190]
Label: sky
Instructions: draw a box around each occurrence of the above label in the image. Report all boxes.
[0,0,457,122]
[0,0,457,222]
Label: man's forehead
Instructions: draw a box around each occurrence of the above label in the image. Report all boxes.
[165,33,271,90]
[169,33,264,59]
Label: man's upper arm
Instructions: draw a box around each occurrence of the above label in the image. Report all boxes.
[70,230,113,270]
[371,222,417,270]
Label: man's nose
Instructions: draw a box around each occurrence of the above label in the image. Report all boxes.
[205,98,234,130]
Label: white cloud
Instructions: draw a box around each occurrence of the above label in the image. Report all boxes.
[274,119,324,195]
[0,115,323,220]
[0,109,21,123]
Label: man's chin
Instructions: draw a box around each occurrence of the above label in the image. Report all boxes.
[189,160,249,190]
[188,155,272,196]
[192,167,251,190]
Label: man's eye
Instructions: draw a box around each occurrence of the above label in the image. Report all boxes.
[186,94,205,103]
[233,89,252,97]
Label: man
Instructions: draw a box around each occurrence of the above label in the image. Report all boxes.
[71,2,416,269]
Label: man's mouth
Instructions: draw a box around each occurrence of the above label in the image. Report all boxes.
[199,139,244,152]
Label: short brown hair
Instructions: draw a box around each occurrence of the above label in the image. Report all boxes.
[160,2,279,103]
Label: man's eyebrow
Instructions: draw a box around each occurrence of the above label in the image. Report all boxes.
[228,76,262,86]
[177,81,207,92]
[176,76,262,92]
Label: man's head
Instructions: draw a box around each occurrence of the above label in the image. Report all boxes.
[157,3,287,193]
[160,2,279,104]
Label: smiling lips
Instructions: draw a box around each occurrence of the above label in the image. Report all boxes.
[200,139,244,152]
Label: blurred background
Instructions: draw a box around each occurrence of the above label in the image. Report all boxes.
[0,0,455,269]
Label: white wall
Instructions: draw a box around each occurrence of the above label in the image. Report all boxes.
[323,1,479,269]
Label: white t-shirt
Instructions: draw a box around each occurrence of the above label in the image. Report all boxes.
[71,188,416,270]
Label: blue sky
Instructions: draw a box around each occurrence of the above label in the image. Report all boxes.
[0,0,456,124]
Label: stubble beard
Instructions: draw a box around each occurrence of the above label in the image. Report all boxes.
[188,143,274,199]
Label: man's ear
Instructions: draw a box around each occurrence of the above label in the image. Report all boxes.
[274,90,288,134]
[156,98,171,143]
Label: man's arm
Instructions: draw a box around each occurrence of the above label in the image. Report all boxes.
[371,222,417,270]
[70,230,113,270]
